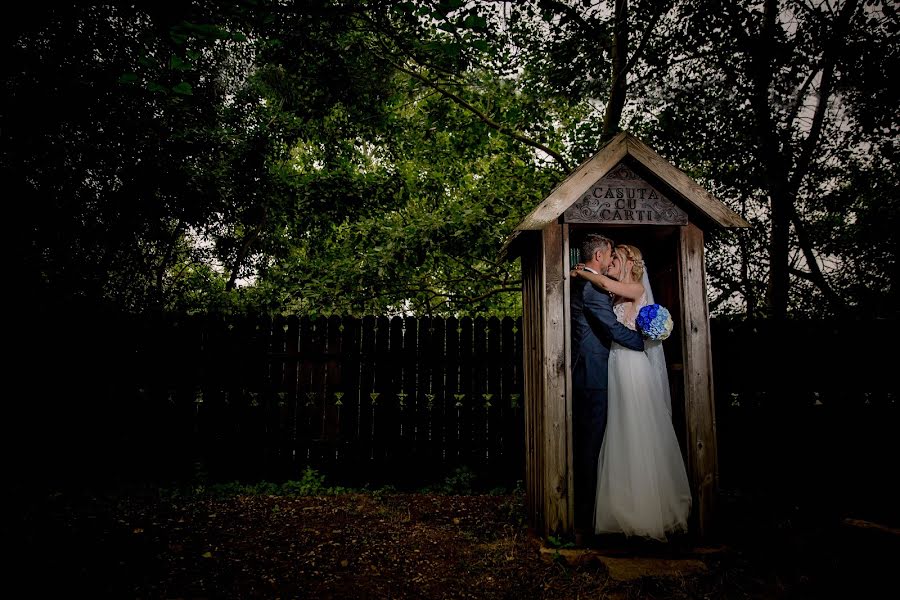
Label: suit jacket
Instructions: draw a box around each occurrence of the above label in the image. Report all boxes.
[571,274,645,390]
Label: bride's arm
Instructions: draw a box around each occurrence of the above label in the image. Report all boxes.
[571,268,645,301]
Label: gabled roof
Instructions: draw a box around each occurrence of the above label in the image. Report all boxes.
[499,131,750,261]
[514,131,750,232]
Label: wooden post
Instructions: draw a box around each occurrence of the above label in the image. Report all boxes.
[562,225,574,534]
[677,223,718,537]
[541,224,571,535]
[521,241,545,535]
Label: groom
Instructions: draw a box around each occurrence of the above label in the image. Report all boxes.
[570,233,645,541]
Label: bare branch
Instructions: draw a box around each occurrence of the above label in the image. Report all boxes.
[786,61,824,129]
[623,1,671,76]
[536,0,608,43]
[788,0,858,197]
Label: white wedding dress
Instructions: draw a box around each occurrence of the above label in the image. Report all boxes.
[594,292,692,541]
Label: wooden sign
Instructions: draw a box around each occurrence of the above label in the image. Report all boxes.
[563,163,687,225]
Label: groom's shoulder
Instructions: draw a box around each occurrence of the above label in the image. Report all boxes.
[578,278,600,296]
[582,282,610,304]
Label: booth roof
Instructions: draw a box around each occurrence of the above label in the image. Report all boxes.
[500,131,750,261]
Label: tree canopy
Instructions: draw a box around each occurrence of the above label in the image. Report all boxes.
[5,0,897,319]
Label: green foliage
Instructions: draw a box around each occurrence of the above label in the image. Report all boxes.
[498,480,526,526]
[161,467,350,499]
[369,484,399,501]
[164,465,519,499]
[545,534,575,549]
[428,466,477,495]
[280,467,351,496]
[205,480,277,498]
[8,1,896,319]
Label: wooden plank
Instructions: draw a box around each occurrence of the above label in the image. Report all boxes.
[426,317,446,466]
[678,223,718,538]
[338,316,361,474]
[509,317,525,483]
[268,313,288,407]
[486,316,502,470]
[499,316,519,479]
[521,243,544,534]
[258,316,291,478]
[372,316,392,468]
[237,315,268,479]
[473,316,489,466]
[323,315,343,465]
[415,316,434,468]
[542,223,572,535]
[444,316,461,465]
[358,316,376,462]
[297,316,316,464]
[457,316,475,466]
[340,317,358,440]
[227,317,266,480]
[309,316,328,466]
[286,317,303,473]
[389,316,410,462]
[561,224,574,530]
[626,135,750,228]
[500,316,519,414]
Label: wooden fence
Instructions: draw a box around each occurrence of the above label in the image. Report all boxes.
[9,310,897,516]
[126,315,525,487]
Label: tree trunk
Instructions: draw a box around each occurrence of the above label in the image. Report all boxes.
[749,0,790,320]
[601,0,629,141]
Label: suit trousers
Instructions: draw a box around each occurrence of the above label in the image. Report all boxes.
[573,386,608,531]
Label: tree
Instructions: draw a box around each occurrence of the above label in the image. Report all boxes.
[7,1,896,319]
[643,0,898,319]
[5,3,258,312]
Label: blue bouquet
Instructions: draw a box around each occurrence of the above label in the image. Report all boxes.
[636,303,674,341]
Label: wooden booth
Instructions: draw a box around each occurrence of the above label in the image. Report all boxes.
[502,131,750,539]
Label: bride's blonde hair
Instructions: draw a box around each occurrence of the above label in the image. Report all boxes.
[615,244,644,282]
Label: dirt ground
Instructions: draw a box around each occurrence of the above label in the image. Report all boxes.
[7,486,898,599]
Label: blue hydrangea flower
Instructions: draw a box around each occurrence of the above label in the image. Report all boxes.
[636,303,674,341]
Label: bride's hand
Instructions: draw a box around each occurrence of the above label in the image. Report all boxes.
[570,263,586,278]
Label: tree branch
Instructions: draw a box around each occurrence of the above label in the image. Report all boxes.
[788,0,857,197]
[708,284,743,313]
[623,1,671,76]
[782,1,857,314]
[629,49,718,88]
[536,0,606,42]
[787,204,847,313]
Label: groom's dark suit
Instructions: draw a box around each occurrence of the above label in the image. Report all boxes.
[571,269,645,532]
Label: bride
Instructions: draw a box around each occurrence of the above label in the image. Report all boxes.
[571,244,692,541]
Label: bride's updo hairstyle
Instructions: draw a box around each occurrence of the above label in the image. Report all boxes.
[616,244,644,282]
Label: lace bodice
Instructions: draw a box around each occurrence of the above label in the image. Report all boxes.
[613,292,648,330]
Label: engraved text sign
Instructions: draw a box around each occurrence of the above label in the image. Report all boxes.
[563,163,687,225]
